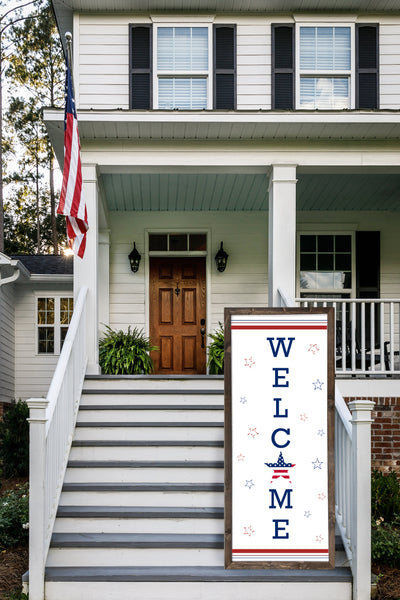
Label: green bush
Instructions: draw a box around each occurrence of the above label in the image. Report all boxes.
[0,483,29,548]
[0,400,29,479]
[372,517,400,568]
[99,326,158,375]
[207,324,224,375]
[371,469,400,523]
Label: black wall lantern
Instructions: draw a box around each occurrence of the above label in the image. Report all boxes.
[215,241,228,273]
[128,242,141,273]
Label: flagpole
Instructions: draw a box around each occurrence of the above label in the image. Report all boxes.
[65,32,76,98]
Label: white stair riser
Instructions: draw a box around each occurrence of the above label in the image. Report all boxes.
[45,581,352,600]
[77,410,223,423]
[47,547,223,567]
[83,379,224,392]
[53,517,224,535]
[81,394,223,406]
[59,491,224,508]
[69,445,223,461]
[64,467,223,484]
[74,427,223,442]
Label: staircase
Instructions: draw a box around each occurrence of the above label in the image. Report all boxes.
[43,376,352,600]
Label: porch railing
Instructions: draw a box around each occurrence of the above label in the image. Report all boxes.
[27,285,88,600]
[297,297,400,376]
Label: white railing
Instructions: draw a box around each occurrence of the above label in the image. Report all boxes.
[335,386,374,600]
[277,287,294,308]
[297,298,400,376]
[27,286,88,600]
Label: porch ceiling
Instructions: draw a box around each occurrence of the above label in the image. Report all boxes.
[101,172,400,212]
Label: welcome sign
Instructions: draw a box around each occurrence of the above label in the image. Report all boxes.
[224,308,335,569]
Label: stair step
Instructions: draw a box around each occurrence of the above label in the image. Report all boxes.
[76,410,223,423]
[51,533,223,548]
[72,440,224,446]
[67,460,224,468]
[74,424,223,441]
[82,376,224,393]
[62,482,224,492]
[79,404,223,410]
[56,506,224,519]
[82,389,223,396]
[75,421,223,427]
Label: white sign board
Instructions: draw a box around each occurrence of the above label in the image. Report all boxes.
[225,308,335,569]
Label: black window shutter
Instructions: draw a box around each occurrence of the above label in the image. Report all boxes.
[130,25,152,109]
[272,24,294,110]
[214,25,236,109]
[356,24,379,109]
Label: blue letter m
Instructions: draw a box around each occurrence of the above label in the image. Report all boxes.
[269,489,293,509]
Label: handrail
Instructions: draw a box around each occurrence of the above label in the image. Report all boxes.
[277,287,294,308]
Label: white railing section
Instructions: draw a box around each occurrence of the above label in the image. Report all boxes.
[277,287,294,308]
[297,298,400,376]
[27,285,88,600]
[335,385,374,600]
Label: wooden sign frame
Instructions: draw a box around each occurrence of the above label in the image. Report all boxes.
[224,307,335,570]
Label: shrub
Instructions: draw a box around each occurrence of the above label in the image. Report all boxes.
[372,517,400,568]
[99,326,158,375]
[371,469,400,524]
[207,324,224,375]
[0,400,29,479]
[0,483,29,548]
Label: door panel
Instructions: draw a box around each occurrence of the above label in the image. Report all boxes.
[150,257,206,374]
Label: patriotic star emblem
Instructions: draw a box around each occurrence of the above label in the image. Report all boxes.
[312,379,324,390]
[245,480,254,489]
[312,458,323,470]
[265,452,295,483]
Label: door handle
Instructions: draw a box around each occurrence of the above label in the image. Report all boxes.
[200,327,206,348]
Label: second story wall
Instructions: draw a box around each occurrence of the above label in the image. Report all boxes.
[75,13,400,112]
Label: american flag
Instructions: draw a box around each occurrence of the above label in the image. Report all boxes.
[57,57,88,258]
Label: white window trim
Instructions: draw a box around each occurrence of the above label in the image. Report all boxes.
[35,294,74,356]
[296,231,356,298]
[153,23,213,110]
[295,22,356,110]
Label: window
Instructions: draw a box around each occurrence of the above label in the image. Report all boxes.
[272,23,378,110]
[37,296,74,354]
[130,24,236,110]
[298,234,354,297]
[149,233,207,252]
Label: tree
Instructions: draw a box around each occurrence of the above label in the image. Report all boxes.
[4,0,65,254]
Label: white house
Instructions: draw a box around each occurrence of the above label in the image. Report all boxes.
[24,0,400,598]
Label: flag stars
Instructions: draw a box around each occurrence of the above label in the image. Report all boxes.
[245,480,255,489]
[312,458,323,470]
[247,427,259,439]
[312,379,324,391]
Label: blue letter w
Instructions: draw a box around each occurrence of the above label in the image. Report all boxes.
[267,337,295,358]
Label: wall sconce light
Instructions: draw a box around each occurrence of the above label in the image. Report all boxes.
[215,241,228,273]
[128,242,141,273]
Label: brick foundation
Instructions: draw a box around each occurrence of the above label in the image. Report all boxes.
[344,396,400,473]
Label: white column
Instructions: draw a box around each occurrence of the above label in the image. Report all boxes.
[74,164,99,374]
[348,399,374,600]
[99,229,110,334]
[27,398,49,600]
[268,164,297,307]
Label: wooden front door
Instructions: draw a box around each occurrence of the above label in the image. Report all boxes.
[150,257,206,374]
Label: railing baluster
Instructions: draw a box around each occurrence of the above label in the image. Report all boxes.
[370,303,375,372]
[361,302,365,372]
[389,303,394,372]
[351,302,356,372]
[380,302,385,371]
[342,302,346,373]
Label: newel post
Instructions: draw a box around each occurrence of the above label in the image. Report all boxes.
[27,398,49,600]
[348,399,374,600]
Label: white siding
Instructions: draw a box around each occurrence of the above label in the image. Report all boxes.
[0,284,15,404]
[14,282,73,402]
[379,22,400,109]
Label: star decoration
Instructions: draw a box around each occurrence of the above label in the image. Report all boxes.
[316,535,324,543]
[317,429,325,437]
[237,454,245,462]
[304,511,311,518]
[244,357,255,368]
[300,413,308,422]
[318,492,326,501]
[312,458,323,470]
[308,344,320,355]
[244,525,255,536]
[247,427,259,439]
[312,379,324,391]
[240,396,247,404]
[245,480,255,489]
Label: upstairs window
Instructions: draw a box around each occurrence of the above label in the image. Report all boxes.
[130,23,236,110]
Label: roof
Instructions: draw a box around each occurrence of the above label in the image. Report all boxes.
[10,255,73,276]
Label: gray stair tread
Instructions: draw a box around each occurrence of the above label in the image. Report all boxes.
[50,533,224,548]
[62,482,224,492]
[67,460,224,468]
[56,506,224,518]
[44,565,352,582]
[75,421,223,427]
[84,375,223,380]
[82,389,223,395]
[79,404,223,410]
[72,440,224,447]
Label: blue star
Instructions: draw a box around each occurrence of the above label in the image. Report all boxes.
[240,396,247,404]
[304,511,311,518]
[317,429,325,437]
[245,480,255,489]
[312,379,324,391]
[312,458,323,470]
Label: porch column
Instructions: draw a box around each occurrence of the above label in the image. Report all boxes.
[74,164,99,374]
[99,229,110,334]
[268,164,297,307]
